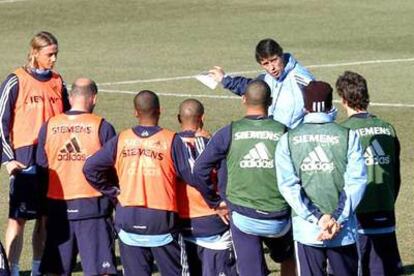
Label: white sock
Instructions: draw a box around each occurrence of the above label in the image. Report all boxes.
[10,263,19,276]
[31,260,41,276]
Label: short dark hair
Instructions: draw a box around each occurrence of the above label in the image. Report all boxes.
[69,79,98,97]
[255,38,283,63]
[134,90,160,115]
[244,80,271,107]
[336,71,369,111]
[179,99,204,121]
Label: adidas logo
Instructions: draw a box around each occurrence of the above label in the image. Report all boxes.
[364,139,390,166]
[57,137,86,161]
[301,146,334,172]
[102,261,111,268]
[240,142,274,168]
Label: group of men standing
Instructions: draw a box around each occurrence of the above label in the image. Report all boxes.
[0,33,403,276]
[205,39,402,276]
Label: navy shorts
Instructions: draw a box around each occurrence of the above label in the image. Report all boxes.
[359,232,404,276]
[295,242,358,276]
[118,234,184,276]
[184,240,237,276]
[40,216,117,276]
[9,168,44,220]
[230,220,294,276]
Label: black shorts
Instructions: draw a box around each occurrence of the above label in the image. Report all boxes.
[9,167,45,220]
[230,220,294,276]
[359,231,404,275]
[263,227,294,262]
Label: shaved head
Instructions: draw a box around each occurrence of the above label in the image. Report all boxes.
[134,90,160,117]
[69,78,98,97]
[244,80,271,107]
[178,98,204,124]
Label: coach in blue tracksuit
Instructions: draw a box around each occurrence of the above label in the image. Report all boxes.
[276,81,367,276]
[208,38,315,129]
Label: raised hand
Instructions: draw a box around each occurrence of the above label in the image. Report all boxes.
[208,66,225,83]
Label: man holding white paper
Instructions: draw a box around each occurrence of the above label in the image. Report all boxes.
[208,38,314,129]
[195,73,219,90]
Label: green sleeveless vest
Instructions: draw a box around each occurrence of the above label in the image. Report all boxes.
[226,118,289,212]
[288,123,349,215]
[341,115,397,213]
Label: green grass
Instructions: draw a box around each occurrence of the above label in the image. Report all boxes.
[0,0,413,274]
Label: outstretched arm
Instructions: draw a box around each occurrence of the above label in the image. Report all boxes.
[209,66,260,95]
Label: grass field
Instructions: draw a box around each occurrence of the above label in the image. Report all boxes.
[0,0,413,274]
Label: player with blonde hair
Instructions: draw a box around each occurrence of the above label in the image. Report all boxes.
[0,31,69,276]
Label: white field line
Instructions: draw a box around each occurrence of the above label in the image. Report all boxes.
[99,89,414,108]
[98,57,414,86]
[0,0,29,3]
[100,89,240,99]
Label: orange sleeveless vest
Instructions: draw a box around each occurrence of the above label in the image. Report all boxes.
[45,113,102,200]
[177,136,216,218]
[11,68,64,149]
[115,128,177,211]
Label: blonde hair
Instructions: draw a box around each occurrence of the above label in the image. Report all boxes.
[25,31,58,69]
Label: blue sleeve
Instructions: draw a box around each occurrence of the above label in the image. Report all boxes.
[192,125,232,206]
[222,75,255,96]
[36,123,48,168]
[293,63,315,86]
[333,130,367,224]
[172,135,221,208]
[172,135,193,180]
[83,135,120,199]
[275,133,323,224]
[216,159,228,199]
[99,120,117,145]
[0,74,19,163]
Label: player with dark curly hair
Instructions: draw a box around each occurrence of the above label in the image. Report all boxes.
[336,71,403,276]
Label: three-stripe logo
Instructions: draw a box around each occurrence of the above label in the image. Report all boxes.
[60,137,82,154]
[240,142,274,168]
[364,139,390,165]
[300,146,334,172]
[57,137,86,161]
